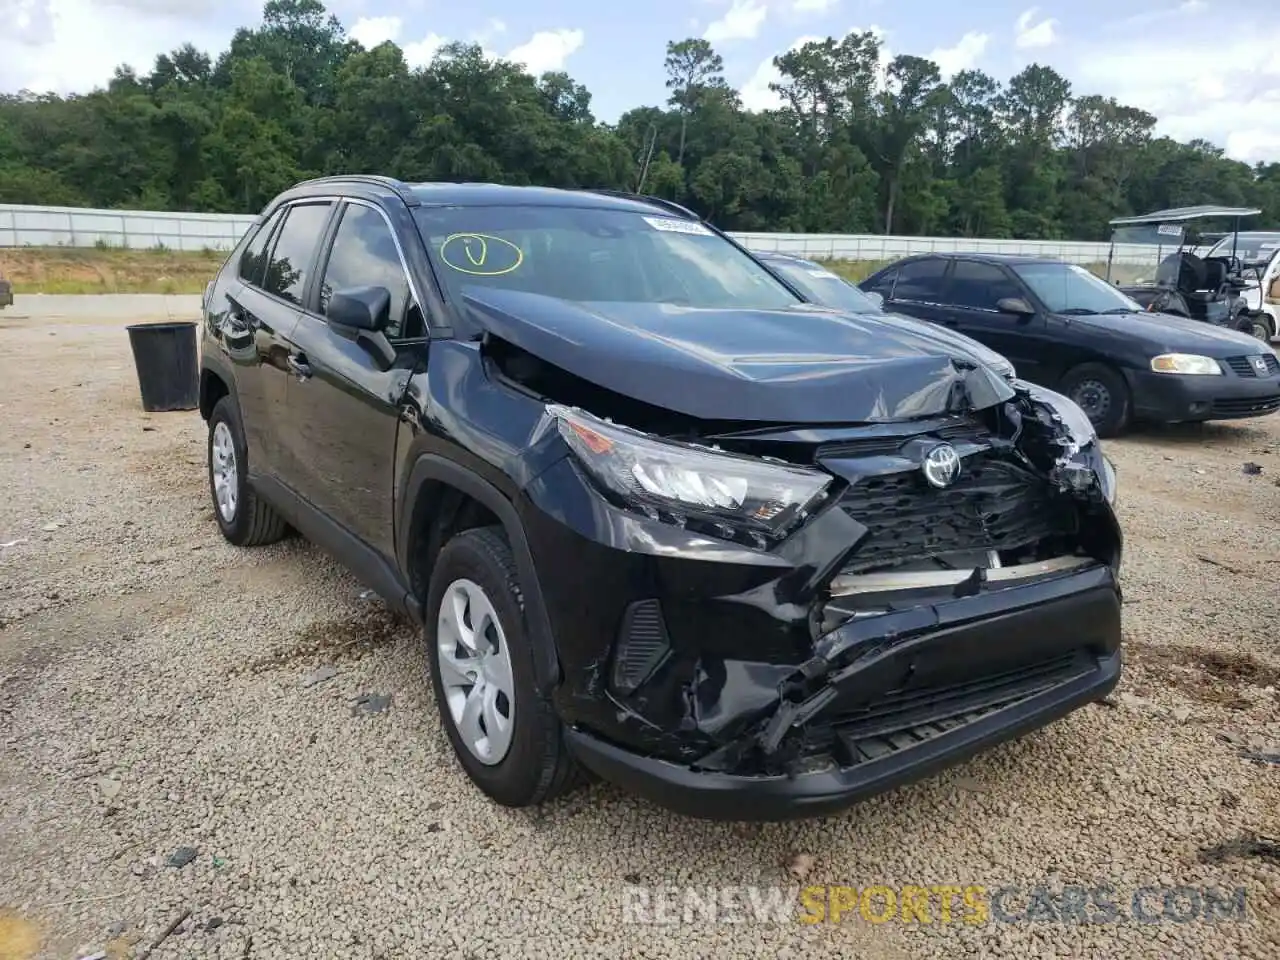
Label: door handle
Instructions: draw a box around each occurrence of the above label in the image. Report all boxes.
[287,354,313,381]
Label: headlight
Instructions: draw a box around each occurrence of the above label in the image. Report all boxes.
[1150,353,1222,375]
[1099,455,1118,506]
[550,405,832,538]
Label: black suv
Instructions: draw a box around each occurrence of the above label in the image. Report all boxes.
[200,176,1123,821]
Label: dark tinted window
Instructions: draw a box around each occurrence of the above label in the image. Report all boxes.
[320,204,416,338]
[263,202,332,305]
[238,209,284,286]
[862,268,896,295]
[892,259,948,302]
[946,260,1023,309]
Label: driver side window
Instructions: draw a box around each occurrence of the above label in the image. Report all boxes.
[320,203,421,339]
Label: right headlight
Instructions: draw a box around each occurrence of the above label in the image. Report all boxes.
[549,405,833,539]
[1150,353,1222,375]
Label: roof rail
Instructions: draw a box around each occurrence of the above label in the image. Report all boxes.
[294,174,418,205]
[587,189,701,221]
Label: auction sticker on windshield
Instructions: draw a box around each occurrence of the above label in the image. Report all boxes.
[643,216,712,236]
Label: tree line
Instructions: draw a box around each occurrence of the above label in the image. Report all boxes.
[1,0,1277,241]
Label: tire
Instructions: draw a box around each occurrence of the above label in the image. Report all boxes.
[1242,311,1274,342]
[425,526,579,808]
[207,396,288,547]
[1059,362,1132,439]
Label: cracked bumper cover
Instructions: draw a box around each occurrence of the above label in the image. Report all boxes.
[564,563,1121,821]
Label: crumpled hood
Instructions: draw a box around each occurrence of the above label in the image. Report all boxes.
[1071,310,1272,355]
[872,307,1015,376]
[463,288,1015,424]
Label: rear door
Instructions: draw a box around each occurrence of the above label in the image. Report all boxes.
[879,257,953,326]
[217,206,296,481]
[243,199,337,486]
[284,199,428,557]
[937,259,1048,379]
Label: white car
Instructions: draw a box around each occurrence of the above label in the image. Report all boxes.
[1207,232,1280,342]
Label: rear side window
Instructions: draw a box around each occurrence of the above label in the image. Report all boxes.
[947,261,1023,310]
[862,268,896,296]
[893,259,948,302]
[237,209,284,286]
[262,202,333,306]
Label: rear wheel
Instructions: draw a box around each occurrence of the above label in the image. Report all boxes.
[1242,311,1274,342]
[207,396,288,547]
[1060,363,1132,439]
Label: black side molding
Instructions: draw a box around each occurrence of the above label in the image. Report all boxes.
[252,475,420,622]
[398,454,562,693]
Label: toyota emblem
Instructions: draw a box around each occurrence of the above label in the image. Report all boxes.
[922,443,962,489]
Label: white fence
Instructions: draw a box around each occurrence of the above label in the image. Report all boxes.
[0,202,1164,268]
[0,203,257,251]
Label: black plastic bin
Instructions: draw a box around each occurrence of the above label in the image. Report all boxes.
[126,321,200,412]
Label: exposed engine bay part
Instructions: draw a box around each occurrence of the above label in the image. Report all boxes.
[828,555,1094,596]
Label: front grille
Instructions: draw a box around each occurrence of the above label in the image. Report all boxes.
[1224,354,1280,378]
[817,421,991,459]
[837,454,1076,571]
[1211,394,1280,416]
[829,651,1093,766]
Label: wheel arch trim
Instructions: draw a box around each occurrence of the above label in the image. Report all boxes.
[399,454,562,693]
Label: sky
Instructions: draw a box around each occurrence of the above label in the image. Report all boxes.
[2,0,1279,165]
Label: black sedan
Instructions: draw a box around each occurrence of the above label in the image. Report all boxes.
[857,253,1280,436]
[753,251,1017,380]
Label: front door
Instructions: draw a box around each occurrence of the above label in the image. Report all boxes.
[284,200,427,558]
[938,259,1049,382]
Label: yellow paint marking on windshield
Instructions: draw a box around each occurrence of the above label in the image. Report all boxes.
[440,233,524,276]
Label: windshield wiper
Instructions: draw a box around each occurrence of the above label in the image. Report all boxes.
[1057,308,1097,315]
[1099,308,1142,314]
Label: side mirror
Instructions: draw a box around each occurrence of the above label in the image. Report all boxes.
[996,296,1036,316]
[864,291,885,309]
[326,285,391,332]
[325,285,396,370]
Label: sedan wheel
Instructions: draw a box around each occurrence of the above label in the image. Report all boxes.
[1069,378,1112,424]
[435,577,516,765]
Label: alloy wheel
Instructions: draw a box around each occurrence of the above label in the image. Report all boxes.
[435,578,516,765]
[211,421,239,522]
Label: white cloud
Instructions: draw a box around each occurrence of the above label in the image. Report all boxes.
[704,0,768,44]
[349,15,402,49]
[791,0,838,12]
[504,28,584,75]
[1015,8,1058,49]
[402,32,447,68]
[1068,20,1280,164]
[0,0,249,93]
[928,30,988,80]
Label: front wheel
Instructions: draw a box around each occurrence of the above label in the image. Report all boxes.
[425,526,579,808]
[1060,363,1132,439]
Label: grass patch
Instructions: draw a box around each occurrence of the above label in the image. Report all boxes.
[0,245,227,295]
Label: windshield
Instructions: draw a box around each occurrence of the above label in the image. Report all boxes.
[412,205,802,310]
[760,257,884,313]
[1013,262,1143,314]
[1207,234,1280,263]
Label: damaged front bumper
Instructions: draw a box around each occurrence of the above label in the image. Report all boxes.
[564,560,1120,821]
[516,377,1123,820]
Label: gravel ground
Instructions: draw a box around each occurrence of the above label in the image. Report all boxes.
[1,301,1278,959]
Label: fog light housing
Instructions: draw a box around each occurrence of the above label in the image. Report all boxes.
[611,599,671,695]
